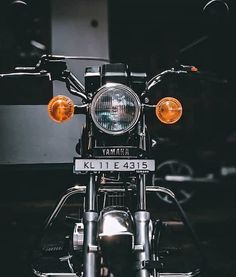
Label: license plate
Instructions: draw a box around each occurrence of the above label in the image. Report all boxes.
[74,159,155,172]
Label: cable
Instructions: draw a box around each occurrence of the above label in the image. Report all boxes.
[165,192,209,276]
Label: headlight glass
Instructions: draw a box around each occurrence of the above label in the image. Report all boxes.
[91,83,141,135]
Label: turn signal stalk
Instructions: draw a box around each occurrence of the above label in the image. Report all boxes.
[155,97,183,124]
[48,95,74,123]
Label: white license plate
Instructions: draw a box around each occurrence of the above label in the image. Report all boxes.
[74,159,155,172]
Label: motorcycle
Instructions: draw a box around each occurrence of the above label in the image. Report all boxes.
[0,54,208,277]
[2,1,232,276]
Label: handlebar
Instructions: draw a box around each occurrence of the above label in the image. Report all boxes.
[0,55,228,104]
[1,55,88,101]
[146,65,228,91]
[0,72,50,78]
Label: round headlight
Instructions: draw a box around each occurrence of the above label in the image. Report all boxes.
[91,83,141,135]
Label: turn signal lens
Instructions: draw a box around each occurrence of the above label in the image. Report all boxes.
[48,95,74,123]
[155,97,183,124]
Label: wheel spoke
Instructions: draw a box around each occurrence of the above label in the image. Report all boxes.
[155,160,195,204]
[179,189,192,199]
[169,162,176,174]
[176,164,185,174]
[162,194,171,203]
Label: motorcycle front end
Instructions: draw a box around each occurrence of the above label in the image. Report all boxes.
[24,56,202,277]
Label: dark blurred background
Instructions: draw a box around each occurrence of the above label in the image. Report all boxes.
[0,0,235,276]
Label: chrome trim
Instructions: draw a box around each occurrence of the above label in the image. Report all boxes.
[33,269,47,277]
[44,185,86,230]
[0,72,51,77]
[33,269,200,277]
[90,83,141,135]
[43,185,175,230]
[146,186,175,199]
[159,269,201,277]
[98,186,175,199]
[73,223,84,251]
[33,270,78,277]
[98,206,134,237]
[83,211,98,277]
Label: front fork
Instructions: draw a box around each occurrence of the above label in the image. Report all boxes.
[83,174,98,277]
[135,116,151,277]
[82,173,151,277]
[38,170,200,277]
[135,174,151,277]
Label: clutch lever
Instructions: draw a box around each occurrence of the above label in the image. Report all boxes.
[12,55,88,102]
[35,55,87,101]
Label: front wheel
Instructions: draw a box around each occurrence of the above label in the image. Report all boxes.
[153,159,195,205]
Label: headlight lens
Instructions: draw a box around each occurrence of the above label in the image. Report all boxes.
[91,83,141,135]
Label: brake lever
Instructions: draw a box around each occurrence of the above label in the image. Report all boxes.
[178,64,228,84]
[146,66,228,92]
[188,71,228,84]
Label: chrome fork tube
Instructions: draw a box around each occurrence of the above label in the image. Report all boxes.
[135,210,151,277]
[83,173,98,277]
[135,114,150,277]
[135,174,151,277]
[135,173,150,277]
[137,174,147,210]
[137,113,148,211]
[85,173,96,211]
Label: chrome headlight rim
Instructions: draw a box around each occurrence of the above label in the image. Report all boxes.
[90,83,141,135]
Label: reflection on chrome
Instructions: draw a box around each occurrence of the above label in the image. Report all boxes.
[158,268,201,277]
[98,206,134,237]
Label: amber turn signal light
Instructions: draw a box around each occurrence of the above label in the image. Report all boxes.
[48,95,74,123]
[155,97,183,124]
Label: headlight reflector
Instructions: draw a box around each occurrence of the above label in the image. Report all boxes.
[91,83,141,135]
